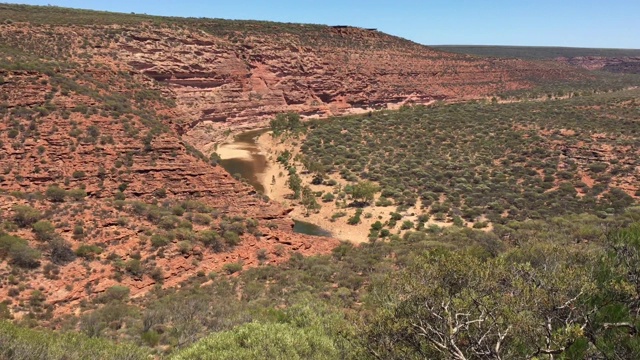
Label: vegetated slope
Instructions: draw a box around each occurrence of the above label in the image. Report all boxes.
[435,45,640,74]
[0,11,337,319]
[296,90,639,231]
[3,210,639,359]
[0,4,610,151]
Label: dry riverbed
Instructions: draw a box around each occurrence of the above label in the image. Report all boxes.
[254,132,454,243]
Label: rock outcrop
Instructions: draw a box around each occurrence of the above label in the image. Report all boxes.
[556,56,640,74]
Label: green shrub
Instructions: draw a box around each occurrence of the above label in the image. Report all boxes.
[153,188,167,198]
[0,321,149,359]
[199,230,223,252]
[73,224,84,239]
[32,220,55,241]
[125,259,143,276]
[172,321,340,360]
[72,170,86,179]
[8,242,41,268]
[400,220,415,230]
[97,285,130,303]
[12,205,41,227]
[223,231,241,246]
[67,188,87,201]
[50,239,76,264]
[322,193,335,202]
[0,232,26,257]
[141,330,160,347]
[45,185,67,202]
[75,244,102,259]
[222,262,243,274]
[150,234,170,248]
[192,213,212,225]
[178,240,193,254]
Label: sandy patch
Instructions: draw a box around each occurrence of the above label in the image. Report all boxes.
[217,143,254,161]
[255,132,454,244]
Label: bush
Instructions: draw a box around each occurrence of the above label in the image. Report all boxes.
[150,234,170,248]
[223,231,241,246]
[223,262,243,274]
[72,170,86,179]
[178,240,193,254]
[153,188,167,198]
[12,205,41,227]
[0,234,23,257]
[199,230,223,252]
[192,213,212,225]
[148,267,164,283]
[401,220,415,230]
[588,162,609,173]
[172,321,341,360]
[50,239,76,264]
[45,185,66,202]
[75,244,102,259]
[473,221,489,229]
[32,220,55,241]
[9,242,41,268]
[347,212,361,225]
[73,224,84,239]
[322,193,335,202]
[0,321,149,360]
[97,286,130,303]
[68,188,87,201]
[125,259,143,276]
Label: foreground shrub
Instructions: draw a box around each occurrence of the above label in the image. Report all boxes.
[171,321,339,360]
[0,321,148,360]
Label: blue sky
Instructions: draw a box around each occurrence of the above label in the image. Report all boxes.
[5,0,640,48]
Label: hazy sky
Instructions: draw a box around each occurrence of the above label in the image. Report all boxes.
[5,0,640,48]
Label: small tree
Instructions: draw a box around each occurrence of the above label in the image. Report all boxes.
[351,181,379,206]
[32,220,55,241]
[9,242,41,268]
[223,262,243,274]
[287,170,302,199]
[50,239,76,264]
[301,186,321,215]
[12,205,41,227]
[45,185,66,202]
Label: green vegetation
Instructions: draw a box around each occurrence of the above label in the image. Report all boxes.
[172,305,353,360]
[270,112,304,137]
[11,205,42,227]
[0,321,148,360]
[3,210,637,358]
[32,220,55,241]
[0,233,40,268]
[434,45,640,60]
[299,90,639,226]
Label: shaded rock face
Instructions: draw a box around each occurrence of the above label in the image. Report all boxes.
[556,56,640,74]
